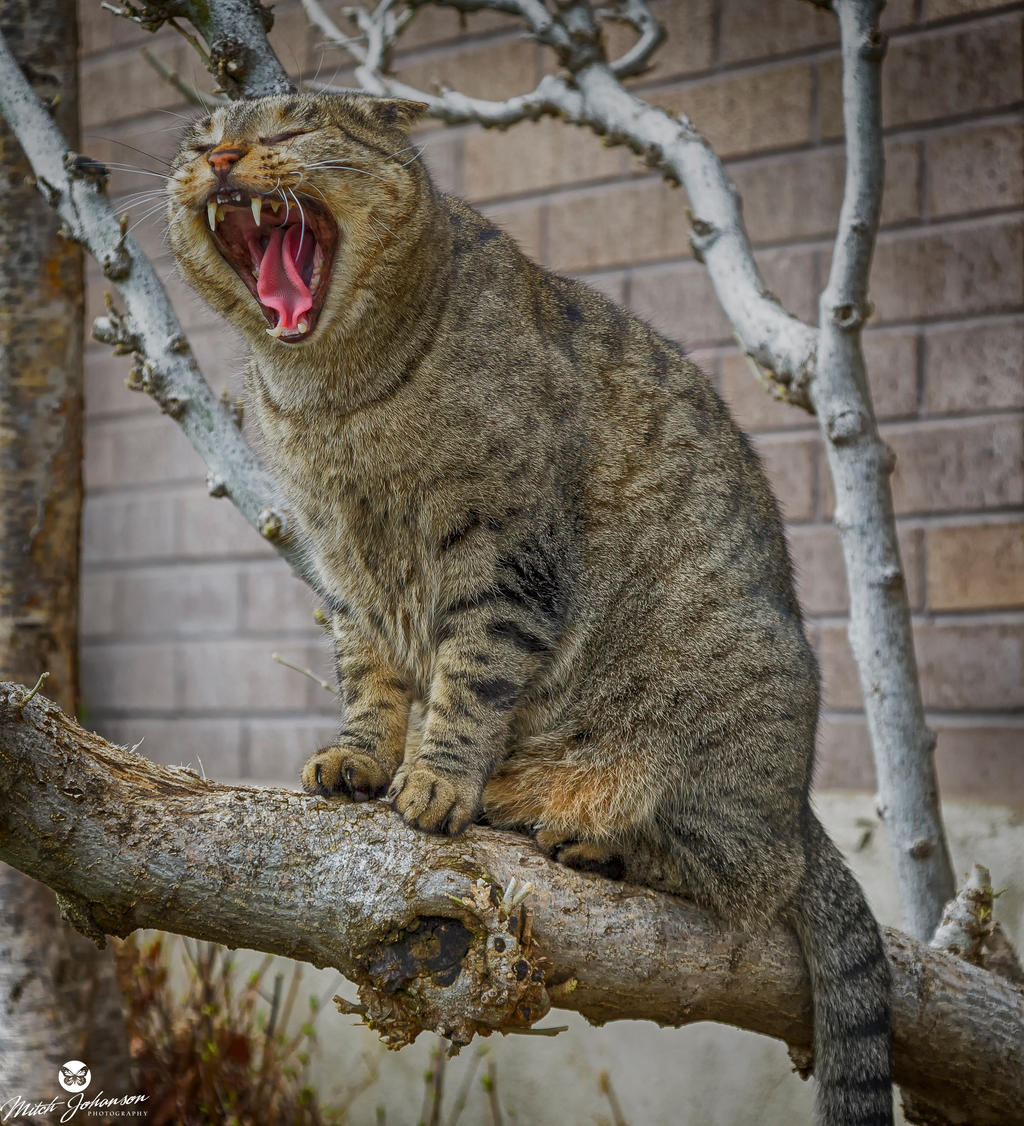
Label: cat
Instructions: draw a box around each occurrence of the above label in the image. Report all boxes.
[167,91,893,1126]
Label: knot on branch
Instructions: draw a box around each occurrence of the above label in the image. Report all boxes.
[56,890,107,948]
[206,471,228,497]
[209,34,249,90]
[93,300,140,355]
[100,243,132,281]
[931,864,995,965]
[258,506,288,541]
[687,210,721,262]
[859,27,887,62]
[825,406,865,444]
[345,878,554,1050]
[100,2,181,35]
[829,300,872,330]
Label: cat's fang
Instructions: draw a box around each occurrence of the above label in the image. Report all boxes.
[207,200,217,231]
[251,197,262,226]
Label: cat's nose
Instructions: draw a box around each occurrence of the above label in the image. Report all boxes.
[207,145,245,179]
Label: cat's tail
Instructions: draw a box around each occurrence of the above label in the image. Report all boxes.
[786,811,894,1126]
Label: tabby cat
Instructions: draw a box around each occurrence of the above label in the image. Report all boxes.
[167,92,893,1126]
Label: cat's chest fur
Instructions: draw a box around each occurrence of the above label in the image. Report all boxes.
[249,365,440,672]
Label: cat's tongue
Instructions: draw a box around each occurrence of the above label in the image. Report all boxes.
[256,225,314,331]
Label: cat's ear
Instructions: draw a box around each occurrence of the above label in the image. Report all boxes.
[365,97,430,129]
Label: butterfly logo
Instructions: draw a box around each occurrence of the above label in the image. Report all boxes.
[58,1060,91,1093]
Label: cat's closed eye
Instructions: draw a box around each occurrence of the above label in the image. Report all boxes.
[260,129,308,145]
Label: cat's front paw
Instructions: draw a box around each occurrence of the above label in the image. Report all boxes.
[387,762,478,836]
[302,746,392,802]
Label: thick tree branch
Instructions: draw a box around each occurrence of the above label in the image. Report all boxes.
[0,683,1021,1123]
[0,24,313,587]
[102,0,292,96]
[810,0,953,938]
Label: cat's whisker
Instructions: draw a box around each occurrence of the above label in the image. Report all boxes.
[370,214,398,241]
[289,188,307,256]
[400,147,425,169]
[114,186,168,203]
[99,165,171,180]
[301,162,391,186]
[84,135,172,169]
[114,192,168,214]
[121,200,171,240]
[299,181,331,209]
[366,220,386,255]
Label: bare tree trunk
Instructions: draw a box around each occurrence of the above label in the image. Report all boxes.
[0,0,130,1095]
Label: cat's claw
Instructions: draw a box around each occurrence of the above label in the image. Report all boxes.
[388,763,477,836]
[302,746,391,802]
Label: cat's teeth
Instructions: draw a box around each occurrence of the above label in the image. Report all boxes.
[266,322,285,338]
[297,317,309,334]
[268,199,282,214]
[251,197,262,226]
[207,200,217,231]
[216,204,226,223]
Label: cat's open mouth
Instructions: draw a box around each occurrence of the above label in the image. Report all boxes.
[204,187,338,342]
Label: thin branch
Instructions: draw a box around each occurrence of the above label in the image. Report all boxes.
[811,0,954,937]
[0,26,313,588]
[141,45,228,107]
[307,0,578,126]
[600,0,666,79]
[0,683,1021,1125]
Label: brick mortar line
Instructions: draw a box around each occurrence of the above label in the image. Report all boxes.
[86,708,338,721]
[809,609,1024,628]
[898,511,1024,530]
[821,708,1024,725]
[879,408,1024,432]
[82,629,325,644]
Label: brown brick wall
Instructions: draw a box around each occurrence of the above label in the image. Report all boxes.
[76,0,1023,802]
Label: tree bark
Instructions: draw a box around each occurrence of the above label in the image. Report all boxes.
[0,684,1021,1125]
[0,0,130,1095]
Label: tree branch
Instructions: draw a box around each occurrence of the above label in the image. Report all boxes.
[0,683,1020,1123]
[810,0,954,938]
[102,0,292,97]
[601,0,666,79]
[0,23,313,587]
[313,0,576,125]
